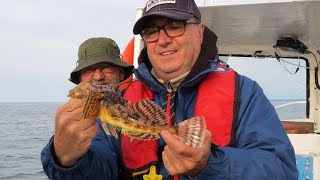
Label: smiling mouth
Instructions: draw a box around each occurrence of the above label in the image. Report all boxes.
[92,79,113,86]
[160,50,177,56]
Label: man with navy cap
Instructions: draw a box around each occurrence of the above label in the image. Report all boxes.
[124,0,297,179]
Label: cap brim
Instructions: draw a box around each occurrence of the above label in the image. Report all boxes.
[69,57,134,84]
[133,10,194,35]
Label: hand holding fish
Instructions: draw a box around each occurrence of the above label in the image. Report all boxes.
[68,81,207,150]
[53,97,99,167]
[161,129,212,176]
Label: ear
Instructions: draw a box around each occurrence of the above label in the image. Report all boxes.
[199,23,205,44]
[119,68,125,81]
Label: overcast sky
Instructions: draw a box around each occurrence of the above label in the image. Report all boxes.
[0,0,302,102]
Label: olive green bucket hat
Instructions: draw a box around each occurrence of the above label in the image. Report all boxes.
[69,37,134,84]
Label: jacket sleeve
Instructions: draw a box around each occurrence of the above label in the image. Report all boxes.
[193,75,298,180]
[41,120,120,180]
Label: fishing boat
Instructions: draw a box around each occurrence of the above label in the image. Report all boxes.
[125,0,319,179]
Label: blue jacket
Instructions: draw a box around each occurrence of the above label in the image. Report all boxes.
[41,27,298,179]
[41,120,121,179]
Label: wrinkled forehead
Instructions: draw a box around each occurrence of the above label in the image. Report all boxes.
[85,62,118,69]
[144,16,172,27]
[144,16,197,27]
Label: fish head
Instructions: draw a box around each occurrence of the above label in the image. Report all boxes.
[68,79,116,99]
[68,81,96,98]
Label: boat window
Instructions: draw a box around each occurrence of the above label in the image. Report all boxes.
[224,56,307,121]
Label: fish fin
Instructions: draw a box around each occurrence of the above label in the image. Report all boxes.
[121,129,160,140]
[109,125,119,139]
[177,116,206,148]
[101,121,120,139]
[101,122,111,136]
[132,99,168,125]
[81,91,101,119]
[130,136,135,143]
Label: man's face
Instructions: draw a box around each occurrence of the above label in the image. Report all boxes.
[79,62,124,85]
[144,17,204,81]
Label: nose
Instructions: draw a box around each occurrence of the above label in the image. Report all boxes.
[92,68,104,80]
[157,29,172,45]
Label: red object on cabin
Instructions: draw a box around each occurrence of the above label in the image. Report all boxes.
[120,37,134,90]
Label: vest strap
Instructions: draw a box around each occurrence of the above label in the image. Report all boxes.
[121,81,158,173]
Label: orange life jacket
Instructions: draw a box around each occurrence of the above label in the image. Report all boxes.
[121,70,239,174]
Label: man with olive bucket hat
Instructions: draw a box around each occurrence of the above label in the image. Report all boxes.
[41,37,133,179]
[69,37,134,84]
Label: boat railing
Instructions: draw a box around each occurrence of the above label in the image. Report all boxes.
[274,101,306,109]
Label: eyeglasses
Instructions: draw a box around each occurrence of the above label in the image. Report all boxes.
[140,20,200,43]
[80,64,118,78]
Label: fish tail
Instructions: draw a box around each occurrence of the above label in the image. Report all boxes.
[176,116,206,148]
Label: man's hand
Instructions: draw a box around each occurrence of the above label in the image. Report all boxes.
[161,129,212,176]
[53,98,99,167]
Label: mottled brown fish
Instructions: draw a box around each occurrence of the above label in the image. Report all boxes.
[68,81,207,148]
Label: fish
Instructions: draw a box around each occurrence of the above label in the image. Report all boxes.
[68,81,207,148]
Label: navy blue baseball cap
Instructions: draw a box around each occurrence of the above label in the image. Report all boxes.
[133,0,201,35]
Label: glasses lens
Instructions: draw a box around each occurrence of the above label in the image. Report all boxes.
[165,21,185,37]
[81,64,117,77]
[101,65,116,74]
[141,20,190,42]
[141,27,159,42]
[81,68,95,77]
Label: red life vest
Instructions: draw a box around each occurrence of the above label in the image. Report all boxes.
[121,70,239,174]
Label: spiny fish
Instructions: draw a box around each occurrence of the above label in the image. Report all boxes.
[68,81,207,148]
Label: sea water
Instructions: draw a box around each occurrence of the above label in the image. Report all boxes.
[0,102,60,180]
